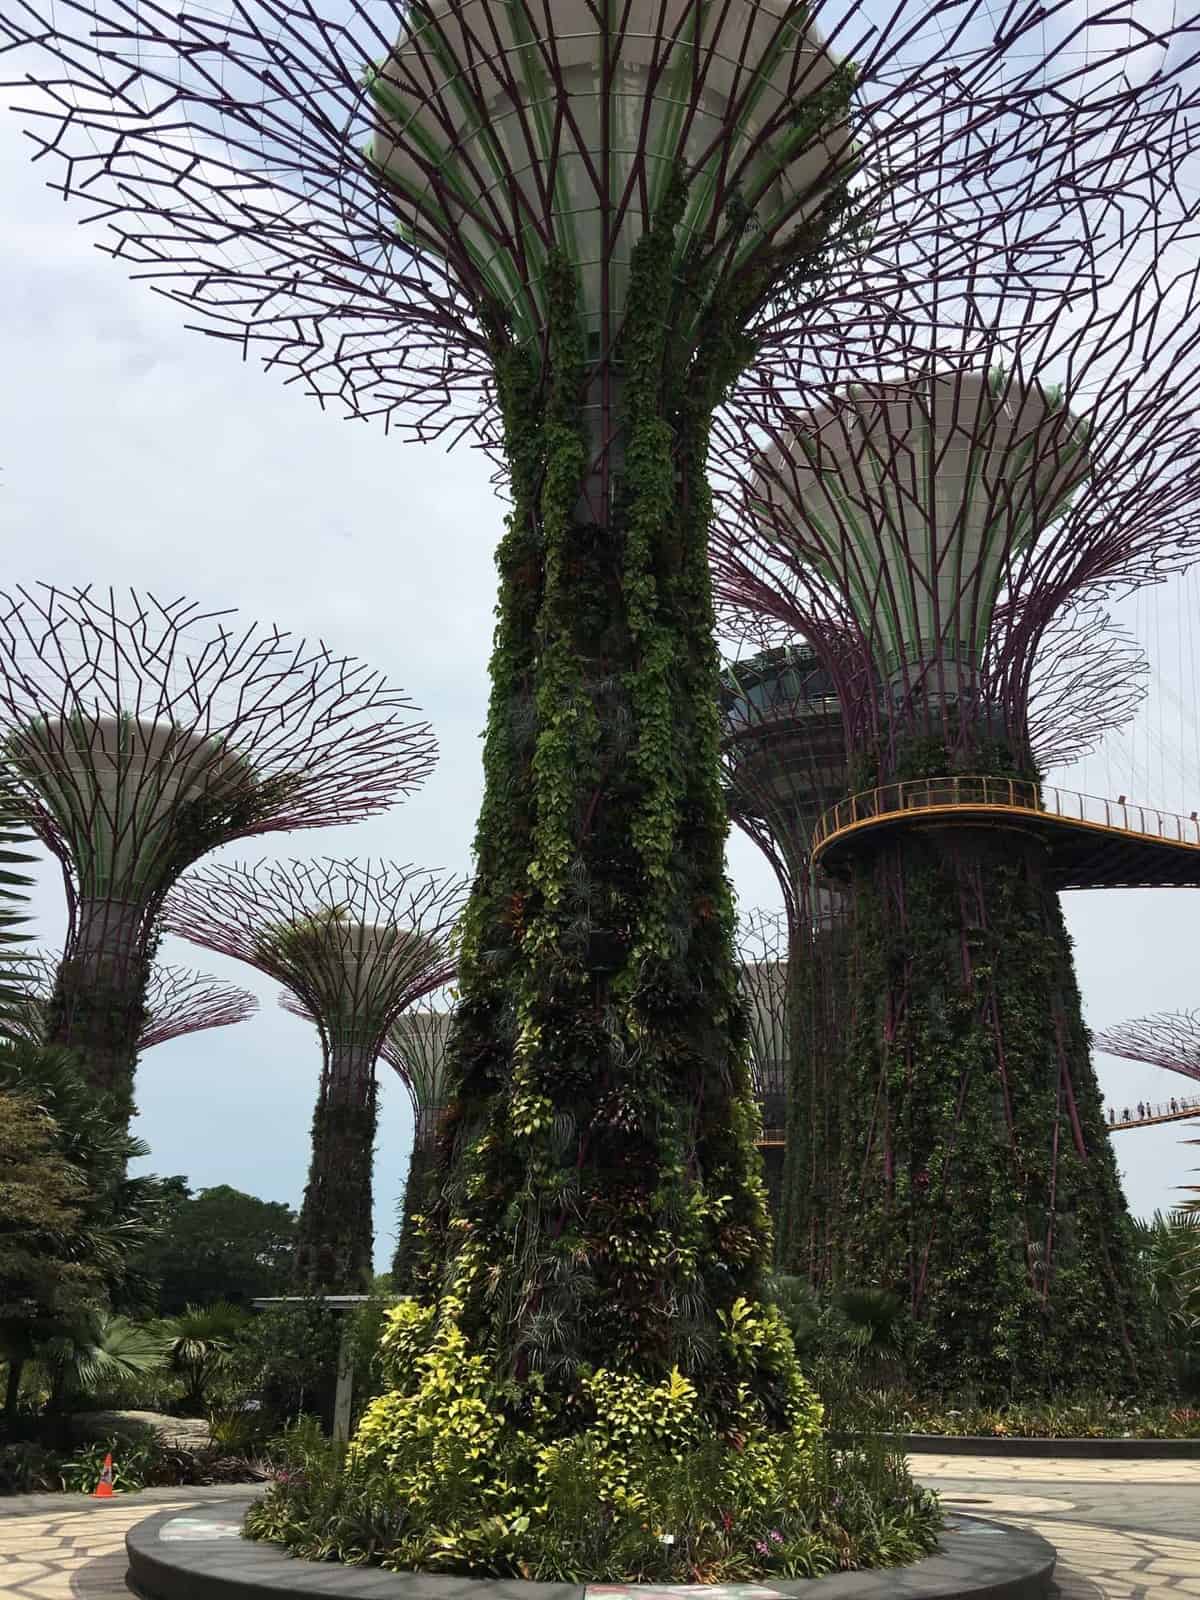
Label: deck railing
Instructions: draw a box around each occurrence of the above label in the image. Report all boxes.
[812,776,1200,856]
[1109,1092,1200,1129]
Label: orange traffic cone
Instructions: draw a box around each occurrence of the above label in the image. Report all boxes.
[93,1453,115,1499]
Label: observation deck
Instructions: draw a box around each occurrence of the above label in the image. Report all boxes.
[811,777,1200,891]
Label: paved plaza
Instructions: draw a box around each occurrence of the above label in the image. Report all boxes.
[0,1458,1197,1599]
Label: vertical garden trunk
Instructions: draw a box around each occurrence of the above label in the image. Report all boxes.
[294,1042,377,1293]
[835,820,1164,1395]
[423,205,798,1414]
[4,1358,23,1423]
[391,1125,437,1292]
[45,897,150,1122]
[779,908,850,1285]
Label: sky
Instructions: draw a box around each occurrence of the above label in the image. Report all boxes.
[1,26,1198,1272]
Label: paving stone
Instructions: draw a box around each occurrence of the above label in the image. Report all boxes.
[0,1457,1197,1600]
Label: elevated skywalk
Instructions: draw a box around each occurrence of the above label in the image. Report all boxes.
[811,776,1200,890]
[1107,1092,1200,1131]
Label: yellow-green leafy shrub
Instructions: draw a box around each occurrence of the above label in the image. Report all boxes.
[246,1295,941,1580]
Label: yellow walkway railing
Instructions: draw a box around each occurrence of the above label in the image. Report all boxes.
[812,775,1200,864]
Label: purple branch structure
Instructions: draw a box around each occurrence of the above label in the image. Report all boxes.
[1094,1014,1200,1091]
[4,950,257,1051]
[165,858,464,1291]
[0,585,436,1119]
[5,4,1196,450]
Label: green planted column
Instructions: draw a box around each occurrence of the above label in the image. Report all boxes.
[833,749,1164,1396]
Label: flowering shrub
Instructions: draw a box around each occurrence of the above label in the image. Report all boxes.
[245,1296,941,1580]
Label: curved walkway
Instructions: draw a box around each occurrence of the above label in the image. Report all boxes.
[1,1459,1198,1599]
[811,777,1200,891]
[909,1453,1200,1598]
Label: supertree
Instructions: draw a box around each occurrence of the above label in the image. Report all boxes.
[278,987,458,1289]
[722,650,850,1275]
[378,997,455,1291]
[0,586,436,1121]
[719,608,1149,1285]
[2,950,258,1051]
[165,859,464,1291]
[711,192,1200,1394]
[734,910,791,1219]
[6,0,1200,1492]
[1094,1014,1200,1092]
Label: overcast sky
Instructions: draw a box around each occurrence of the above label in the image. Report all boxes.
[1,81,1197,1272]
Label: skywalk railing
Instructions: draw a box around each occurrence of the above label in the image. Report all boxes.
[1108,1092,1200,1129]
[812,776,1200,856]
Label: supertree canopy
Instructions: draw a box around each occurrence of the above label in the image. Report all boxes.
[378,996,455,1291]
[6,0,1200,1515]
[0,586,436,1119]
[2,950,258,1051]
[710,172,1200,1392]
[165,859,464,1291]
[1094,1013,1200,1092]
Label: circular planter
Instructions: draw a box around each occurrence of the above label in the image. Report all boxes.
[126,1499,1056,1600]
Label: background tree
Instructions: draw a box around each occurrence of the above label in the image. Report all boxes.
[0,1039,163,1423]
[136,1183,297,1315]
[1132,1212,1200,1399]
[166,1301,248,1413]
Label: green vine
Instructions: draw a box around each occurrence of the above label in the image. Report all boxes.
[294,1070,379,1293]
[830,739,1165,1398]
[407,40,862,1448]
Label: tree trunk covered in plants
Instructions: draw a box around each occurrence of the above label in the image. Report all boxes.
[294,1044,377,1293]
[778,911,851,1286]
[391,1130,437,1293]
[3,1357,23,1423]
[44,898,151,1125]
[834,819,1164,1397]
[419,183,830,1420]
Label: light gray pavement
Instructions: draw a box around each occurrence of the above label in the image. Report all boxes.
[907,1453,1200,1598]
[0,1457,1196,1599]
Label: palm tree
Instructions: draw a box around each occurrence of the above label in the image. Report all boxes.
[834,1287,909,1385]
[1132,1212,1200,1337]
[41,1311,169,1410]
[166,1302,247,1413]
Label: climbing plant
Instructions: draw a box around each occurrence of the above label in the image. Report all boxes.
[411,163,858,1433]
[832,735,1164,1396]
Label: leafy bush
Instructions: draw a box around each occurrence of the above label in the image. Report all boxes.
[245,1296,941,1581]
[0,1432,270,1495]
[218,1294,393,1434]
[765,1270,1200,1431]
[889,1397,1200,1440]
[0,1441,61,1494]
